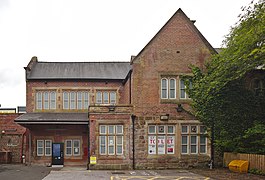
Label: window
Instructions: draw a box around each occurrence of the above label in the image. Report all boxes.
[36,91,56,110]
[37,140,44,156]
[45,140,52,156]
[180,79,192,99]
[99,125,123,155]
[148,125,175,155]
[181,125,207,154]
[65,139,81,156]
[252,79,265,96]
[37,139,52,156]
[161,78,176,99]
[96,91,117,104]
[63,91,89,110]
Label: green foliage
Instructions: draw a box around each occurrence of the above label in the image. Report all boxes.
[187,0,265,155]
[249,168,265,176]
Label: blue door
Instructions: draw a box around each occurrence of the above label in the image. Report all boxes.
[52,143,64,165]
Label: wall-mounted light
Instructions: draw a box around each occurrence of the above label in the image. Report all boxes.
[1,130,5,134]
[160,114,169,121]
[108,106,115,112]
[176,104,183,112]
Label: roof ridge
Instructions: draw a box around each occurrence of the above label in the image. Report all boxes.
[38,61,130,63]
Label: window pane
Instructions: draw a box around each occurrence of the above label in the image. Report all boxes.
[200,126,207,134]
[108,125,115,134]
[70,92,76,109]
[108,136,115,155]
[148,125,156,134]
[116,136,123,155]
[191,145,197,153]
[182,136,188,144]
[100,125,106,134]
[161,79,168,99]
[169,79,176,99]
[65,140,72,155]
[148,136,156,154]
[37,140,44,156]
[103,92,109,104]
[200,136,206,144]
[100,136,106,155]
[73,140,80,155]
[180,79,186,99]
[116,125,123,134]
[45,140,52,156]
[63,92,69,109]
[96,92,102,104]
[110,92,116,104]
[158,126,165,134]
[44,92,49,109]
[167,126,174,134]
[200,145,206,153]
[50,92,56,109]
[84,92,89,109]
[191,136,197,144]
[36,92,42,109]
[181,126,188,133]
[191,126,197,133]
[158,136,165,154]
[77,92,82,109]
[182,145,187,154]
[167,136,174,154]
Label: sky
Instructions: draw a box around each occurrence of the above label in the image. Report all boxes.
[0,0,253,108]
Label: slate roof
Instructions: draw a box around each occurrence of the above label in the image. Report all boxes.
[15,113,88,125]
[27,61,131,80]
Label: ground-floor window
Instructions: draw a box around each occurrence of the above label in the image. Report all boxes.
[65,139,81,156]
[99,125,123,155]
[148,125,175,155]
[37,140,52,156]
[181,125,207,154]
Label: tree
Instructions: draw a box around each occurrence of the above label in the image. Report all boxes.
[188,0,265,155]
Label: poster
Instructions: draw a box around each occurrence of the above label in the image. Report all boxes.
[158,136,165,154]
[148,136,156,154]
[167,136,174,154]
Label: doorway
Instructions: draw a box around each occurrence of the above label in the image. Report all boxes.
[52,143,64,166]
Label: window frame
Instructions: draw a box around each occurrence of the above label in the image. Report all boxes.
[37,140,44,156]
[45,140,52,156]
[161,78,168,99]
[148,125,175,155]
[99,125,124,156]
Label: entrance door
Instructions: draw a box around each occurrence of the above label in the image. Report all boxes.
[52,143,64,165]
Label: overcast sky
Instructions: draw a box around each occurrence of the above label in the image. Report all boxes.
[0,0,252,108]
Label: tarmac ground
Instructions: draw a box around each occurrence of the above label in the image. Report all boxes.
[0,164,264,180]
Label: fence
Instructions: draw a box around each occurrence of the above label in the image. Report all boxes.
[224,152,265,172]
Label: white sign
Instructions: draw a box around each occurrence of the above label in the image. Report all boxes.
[158,136,165,154]
[148,136,156,154]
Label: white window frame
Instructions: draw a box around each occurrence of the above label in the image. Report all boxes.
[110,92,116,104]
[148,125,175,155]
[50,92,56,109]
[37,140,44,156]
[70,92,76,109]
[73,140,80,156]
[63,92,69,109]
[65,140,72,156]
[180,79,192,99]
[36,92,42,110]
[161,78,168,99]
[96,92,102,104]
[77,92,82,109]
[169,78,176,99]
[45,140,52,156]
[99,125,124,156]
[181,125,207,154]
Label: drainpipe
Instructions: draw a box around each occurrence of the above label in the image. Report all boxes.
[28,131,31,165]
[87,112,90,170]
[131,114,136,170]
[129,70,132,104]
[20,130,26,164]
[210,121,215,169]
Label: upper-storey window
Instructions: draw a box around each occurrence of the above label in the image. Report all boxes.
[180,79,192,99]
[161,78,176,99]
[96,91,116,104]
[36,91,56,110]
[63,91,89,110]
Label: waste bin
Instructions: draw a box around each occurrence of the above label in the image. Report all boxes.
[228,160,249,173]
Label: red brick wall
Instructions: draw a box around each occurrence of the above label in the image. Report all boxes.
[26,124,88,166]
[130,11,213,168]
[26,80,127,112]
[0,114,26,163]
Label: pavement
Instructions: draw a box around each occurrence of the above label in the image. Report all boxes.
[1,164,264,180]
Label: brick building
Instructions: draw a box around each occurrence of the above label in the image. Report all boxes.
[0,112,27,163]
[15,9,216,169]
